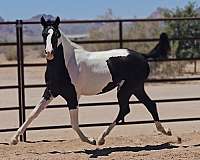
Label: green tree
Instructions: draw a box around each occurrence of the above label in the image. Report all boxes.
[164,1,200,58]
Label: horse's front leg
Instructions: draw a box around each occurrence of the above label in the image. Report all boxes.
[69,108,96,145]
[10,96,53,145]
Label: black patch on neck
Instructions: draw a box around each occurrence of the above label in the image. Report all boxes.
[45,44,71,90]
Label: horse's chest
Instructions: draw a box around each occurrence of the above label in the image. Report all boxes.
[45,58,71,87]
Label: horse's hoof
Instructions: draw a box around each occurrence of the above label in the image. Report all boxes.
[10,136,19,145]
[166,128,172,136]
[97,138,105,145]
[88,137,96,145]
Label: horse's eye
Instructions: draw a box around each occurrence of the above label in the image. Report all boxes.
[55,31,61,38]
[42,32,47,37]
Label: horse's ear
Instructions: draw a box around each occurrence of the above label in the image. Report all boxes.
[54,16,60,26]
[41,16,46,26]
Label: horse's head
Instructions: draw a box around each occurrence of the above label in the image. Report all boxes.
[41,16,61,60]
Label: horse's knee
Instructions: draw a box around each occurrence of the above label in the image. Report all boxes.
[116,97,131,123]
[29,99,49,118]
[117,91,131,122]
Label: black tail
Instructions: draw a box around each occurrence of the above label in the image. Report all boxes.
[142,33,170,59]
[141,53,150,59]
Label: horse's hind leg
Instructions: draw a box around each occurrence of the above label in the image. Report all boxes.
[134,85,172,136]
[115,81,132,123]
[98,80,132,145]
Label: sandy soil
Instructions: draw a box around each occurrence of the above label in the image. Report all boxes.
[1,131,200,160]
[0,57,200,159]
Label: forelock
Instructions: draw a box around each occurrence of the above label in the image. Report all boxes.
[46,19,54,26]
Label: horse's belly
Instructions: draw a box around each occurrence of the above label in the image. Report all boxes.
[78,63,112,95]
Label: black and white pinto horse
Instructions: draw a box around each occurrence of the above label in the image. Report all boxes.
[11,17,172,145]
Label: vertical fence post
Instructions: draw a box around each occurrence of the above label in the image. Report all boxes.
[119,20,124,123]
[16,20,23,141]
[194,60,197,74]
[119,21,123,49]
[16,20,26,142]
[19,20,26,142]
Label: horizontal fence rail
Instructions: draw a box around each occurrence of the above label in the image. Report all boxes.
[0,17,200,142]
[1,117,200,133]
[1,96,200,112]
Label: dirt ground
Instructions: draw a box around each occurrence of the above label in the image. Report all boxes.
[1,57,200,159]
[0,131,200,160]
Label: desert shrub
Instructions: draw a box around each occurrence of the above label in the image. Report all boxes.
[4,46,17,61]
[150,61,187,78]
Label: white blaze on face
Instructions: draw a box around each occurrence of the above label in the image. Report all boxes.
[45,29,54,53]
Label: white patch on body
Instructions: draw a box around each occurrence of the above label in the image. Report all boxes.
[60,30,130,95]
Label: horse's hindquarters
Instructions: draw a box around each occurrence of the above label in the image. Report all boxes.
[107,55,149,82]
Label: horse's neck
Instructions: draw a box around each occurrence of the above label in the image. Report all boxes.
[60,36,73,66]
[60,30,85,66]
[59,33,80,87]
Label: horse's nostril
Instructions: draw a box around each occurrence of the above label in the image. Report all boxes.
[45,51,54,60]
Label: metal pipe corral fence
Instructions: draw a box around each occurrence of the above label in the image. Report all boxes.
[0,17,200,142]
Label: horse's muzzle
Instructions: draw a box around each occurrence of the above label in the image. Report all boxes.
[45,51,54,60]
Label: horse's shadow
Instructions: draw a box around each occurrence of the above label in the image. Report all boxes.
[4,139,200,159]
[27,142,178,158]
[0,142,9,145]
[74,143,178,158]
